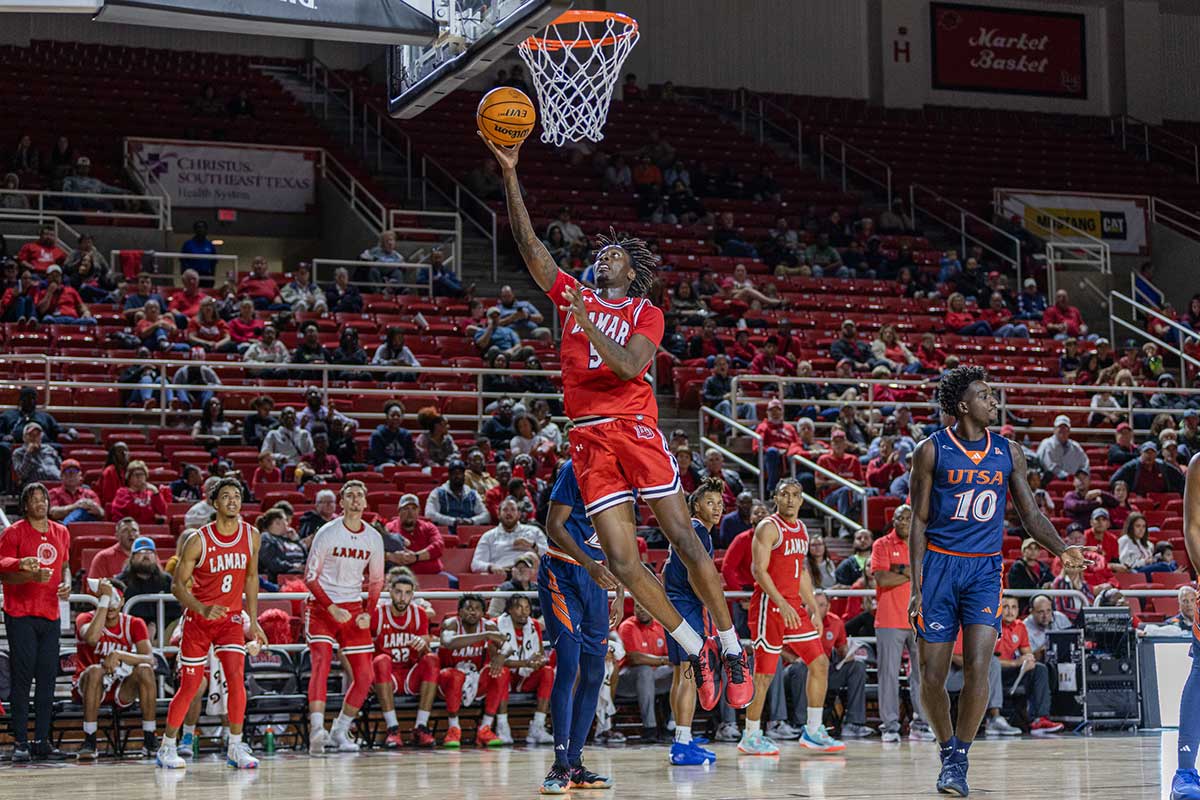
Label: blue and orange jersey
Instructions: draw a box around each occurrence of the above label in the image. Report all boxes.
[663,518,714,600]
[547,459,606,563]
[926,426,1013,556]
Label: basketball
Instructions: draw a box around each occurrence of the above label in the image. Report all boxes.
[476,86,536,147]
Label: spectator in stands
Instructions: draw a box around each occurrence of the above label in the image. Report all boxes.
[1108,480,1137,530]
[1057,337,1082,381]
[1014,278,1048,320]
[168,359,220,410]
[1061,468,1116,527]
[296,429,342,482]
[1111,440,1184,495]
[866,436,905,493]
[139,300,190,352]
[169,463,203,503]
[465,157,503,201]
[673,446,703,495]
[1043,289,1092,340]
[878,199,912,233]
[603,154,633,192]
[995,597,1063,732]
[717,491,755,550]
[12,421,60,486]
[799,534,833,589]
[290,322,329,372]
[689,317,725,363]
[280,261,326,313]
[944,292,991,336]
[1024,595,1072,657]
[830,319,882,372]
[817,429,869,521]
[62,156,124,210]
[544,206,587,255]
[712,211,758,259]
[371,327,420,383]
[421,247,467,298]
[1152,372,1197,411]
[329,327,370,381]
[1119,513,1178,575]
[359,229,404,282]
[464,448,498,494]
[470,497,546,574]
[1007,538,1053,606]
[833,528,874,586]
[237,256,283,309]
[166,268,206,327]
[542,227,572,270]
[494,285,549,342]
[914,332,947,375]
[183,476,219,530]
[615,601,673,741]
[871,325,921,374]
[784,590,872,738]
[979,291,1029,338]
[1036,415,1089,480]
[754,399,800,493]
[49,458,104,524]
[416,409,458,467]
[17,224,67,273]
[783,360,824,420]
[8,134,38,174]
[242,323,289,376]
[33,263,92,324]
[368,401,417,468]
[702,449,743,498]
[249,451,279,495]
[241,395,277,449]
[0,267,38,326]
[1166,586,1198,631]
[225,296,263,345]
[177,221,217,282]
[474,306,530,361]
[509,414,538,460]
[256,508,307,582]
[805,232,846,278]
[384,493,448,576]
[294,386,351,433]
[482,400,517,454]
[834,405,871,454]
[186,297,232,352]
[295,488,336,542]
[1089,378,1124,427]
[487,551,540,618]
[116,537,178,638]
[426,459,489,530]
[123,273,167,322]
[260,406,315,470]
[85,517,138,580]
[192,396,233,444]
[325,266,362,313]
[110,460,167,524]
[62,235,113,303]
[1106,424,1139,471]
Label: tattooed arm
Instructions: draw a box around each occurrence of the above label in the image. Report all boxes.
[479,134,560,293]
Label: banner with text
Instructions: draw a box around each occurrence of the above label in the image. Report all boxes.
[126,139,317,213]
[930,2,1087,98]
[998,190,1149,255]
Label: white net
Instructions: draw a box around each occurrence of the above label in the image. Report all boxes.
[517,11,639,146]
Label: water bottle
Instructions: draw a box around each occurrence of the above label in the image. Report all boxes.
[264,726,275,755]
[193,731,201,759]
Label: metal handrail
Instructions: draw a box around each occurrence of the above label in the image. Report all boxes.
[1110,114,1200,184]
[818,133,893,206]
[310,258,435,295]
[110,250,238,283]
[0,213,81,250]
[1150,196,1200,242]
[388,209,463,276]
[420,155,499,281]
[732,87,805,167]
[909,183,1022,286]
[0,188,167,230]
[1110,291,1200,389]
[789,452,867,512]
[698,405,765,497]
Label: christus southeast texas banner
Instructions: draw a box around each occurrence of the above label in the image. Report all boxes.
[997,190,1149,256]
[930,2,1087,98]
[126,139,317,213]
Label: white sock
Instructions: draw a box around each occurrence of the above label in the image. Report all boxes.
[82,721,98,735]
[228,733,242,748]
[668,621,704,658]
[383,710,399,728]
[162,735,176,750]
[310,712,325,731]
[717,627,743,655]
[807,707,823,732]
[745,719,760,735]
[182,725,196,739]
[532,712,546,727]
[480,714,494,729]
[675,725,692,744]
[333,713,354,734]
[416,710,431,727]
[497,713,509,727]
[143,721,157,732]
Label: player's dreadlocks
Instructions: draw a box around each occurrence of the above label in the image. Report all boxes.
[595,227,660,297]
[936,364,989,418]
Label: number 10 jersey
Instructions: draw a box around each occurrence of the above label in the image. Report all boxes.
[926,427,1013,556]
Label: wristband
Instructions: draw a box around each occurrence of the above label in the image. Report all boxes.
[98,595,112,608]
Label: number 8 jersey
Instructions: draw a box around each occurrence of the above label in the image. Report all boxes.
[191,520,254,615]
[926,427,1013,556]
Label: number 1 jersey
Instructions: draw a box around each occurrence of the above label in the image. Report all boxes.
[927,427,1013,556]
[548,270,664,423]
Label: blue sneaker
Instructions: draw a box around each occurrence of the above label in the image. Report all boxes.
[1172,768,1200,800]
[178,732,194,758]
[670,741,717,765]
[800,725,845,752]
[540,764,571,795]
[936,758,969,797]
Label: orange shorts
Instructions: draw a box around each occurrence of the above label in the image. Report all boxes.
[568,418,680,515]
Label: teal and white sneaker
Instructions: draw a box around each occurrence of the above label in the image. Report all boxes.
[177,732,195,758]
[799,725,845,752]
[736,730,780,756]
[540,763,571,795]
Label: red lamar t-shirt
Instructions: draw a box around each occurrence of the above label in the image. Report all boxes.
[548,270,664,423]
[0,519,70,619]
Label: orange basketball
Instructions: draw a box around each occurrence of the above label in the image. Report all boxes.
[477,87,536,147]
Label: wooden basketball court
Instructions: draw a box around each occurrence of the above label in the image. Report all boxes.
[0,732,1176,799]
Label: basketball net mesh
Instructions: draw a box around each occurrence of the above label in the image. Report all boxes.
[518,13,639,146]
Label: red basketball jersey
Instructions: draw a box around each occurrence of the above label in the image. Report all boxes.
[548,270,664,423]
[371,603,429,669]
[191,520,254,613]
[759,513,810,601]
[439,617,492,670]
[74,611,148,670]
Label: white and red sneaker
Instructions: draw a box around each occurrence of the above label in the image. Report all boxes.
[1030,717,1064,734]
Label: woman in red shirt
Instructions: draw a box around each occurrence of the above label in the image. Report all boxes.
[944,292,992,337]
[110,459,168,524]
[915,332,947,374]
[98,440,130,511]
[0,482,72,760]
[978,291,1030,338]
[187,297,232,352]
[226,297,265,347]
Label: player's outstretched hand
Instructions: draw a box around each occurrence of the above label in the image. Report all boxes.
[908,592,923,633]
[355,613,370,630]
[477,131,522,172]
[202,603,229,620]
[1060,545,1098,570]
[560,285,589,329]
[586,561,619,591]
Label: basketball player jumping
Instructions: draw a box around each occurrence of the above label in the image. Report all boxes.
[540,458,624,793]
[305,480,385,755]
[157,478,267,770]
[908,366,1090,796]
[482,134,753,711]
[1172,454,1200,800]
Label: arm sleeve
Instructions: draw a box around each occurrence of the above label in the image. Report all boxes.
[303,529,336,608]
[365,538,385,612]
[545,269,577,308]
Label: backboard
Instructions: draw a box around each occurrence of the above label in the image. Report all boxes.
[387,0,568,119]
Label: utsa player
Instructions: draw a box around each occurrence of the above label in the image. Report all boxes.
[438,593,509,748]
[305,480,385,755]
[157,477,267,770]
[742,478,844,756]
[371,571,439,749]
[1172,454,1200,799]
[665,478,725,766]
[75,578,157,759]
[539,459,623,794]
[482,134,752,712]
[908,365,1089,796]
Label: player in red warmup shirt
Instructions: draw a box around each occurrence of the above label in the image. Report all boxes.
[482,134,753,713]
[304,480,384,755]
[437,593,509,748]
[370,571,440,749]
[74,578,157,759]
[157,477,267,771]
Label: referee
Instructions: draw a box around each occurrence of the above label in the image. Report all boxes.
[0,482,72,761]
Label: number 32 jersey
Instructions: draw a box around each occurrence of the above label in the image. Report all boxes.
[548,270,664,423]
[927,427,1013,556]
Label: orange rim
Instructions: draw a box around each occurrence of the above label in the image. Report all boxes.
[524,10,638,52]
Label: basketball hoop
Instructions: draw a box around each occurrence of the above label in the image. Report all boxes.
[517,10,639,146]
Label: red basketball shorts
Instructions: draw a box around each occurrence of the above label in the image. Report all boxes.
[512,664,555,700]
[177,610,246,672]
[568,417,680,516]
[72,673,134,709]
[373,652,439,696]
[748,590,824,674]
[304,600,374,656]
